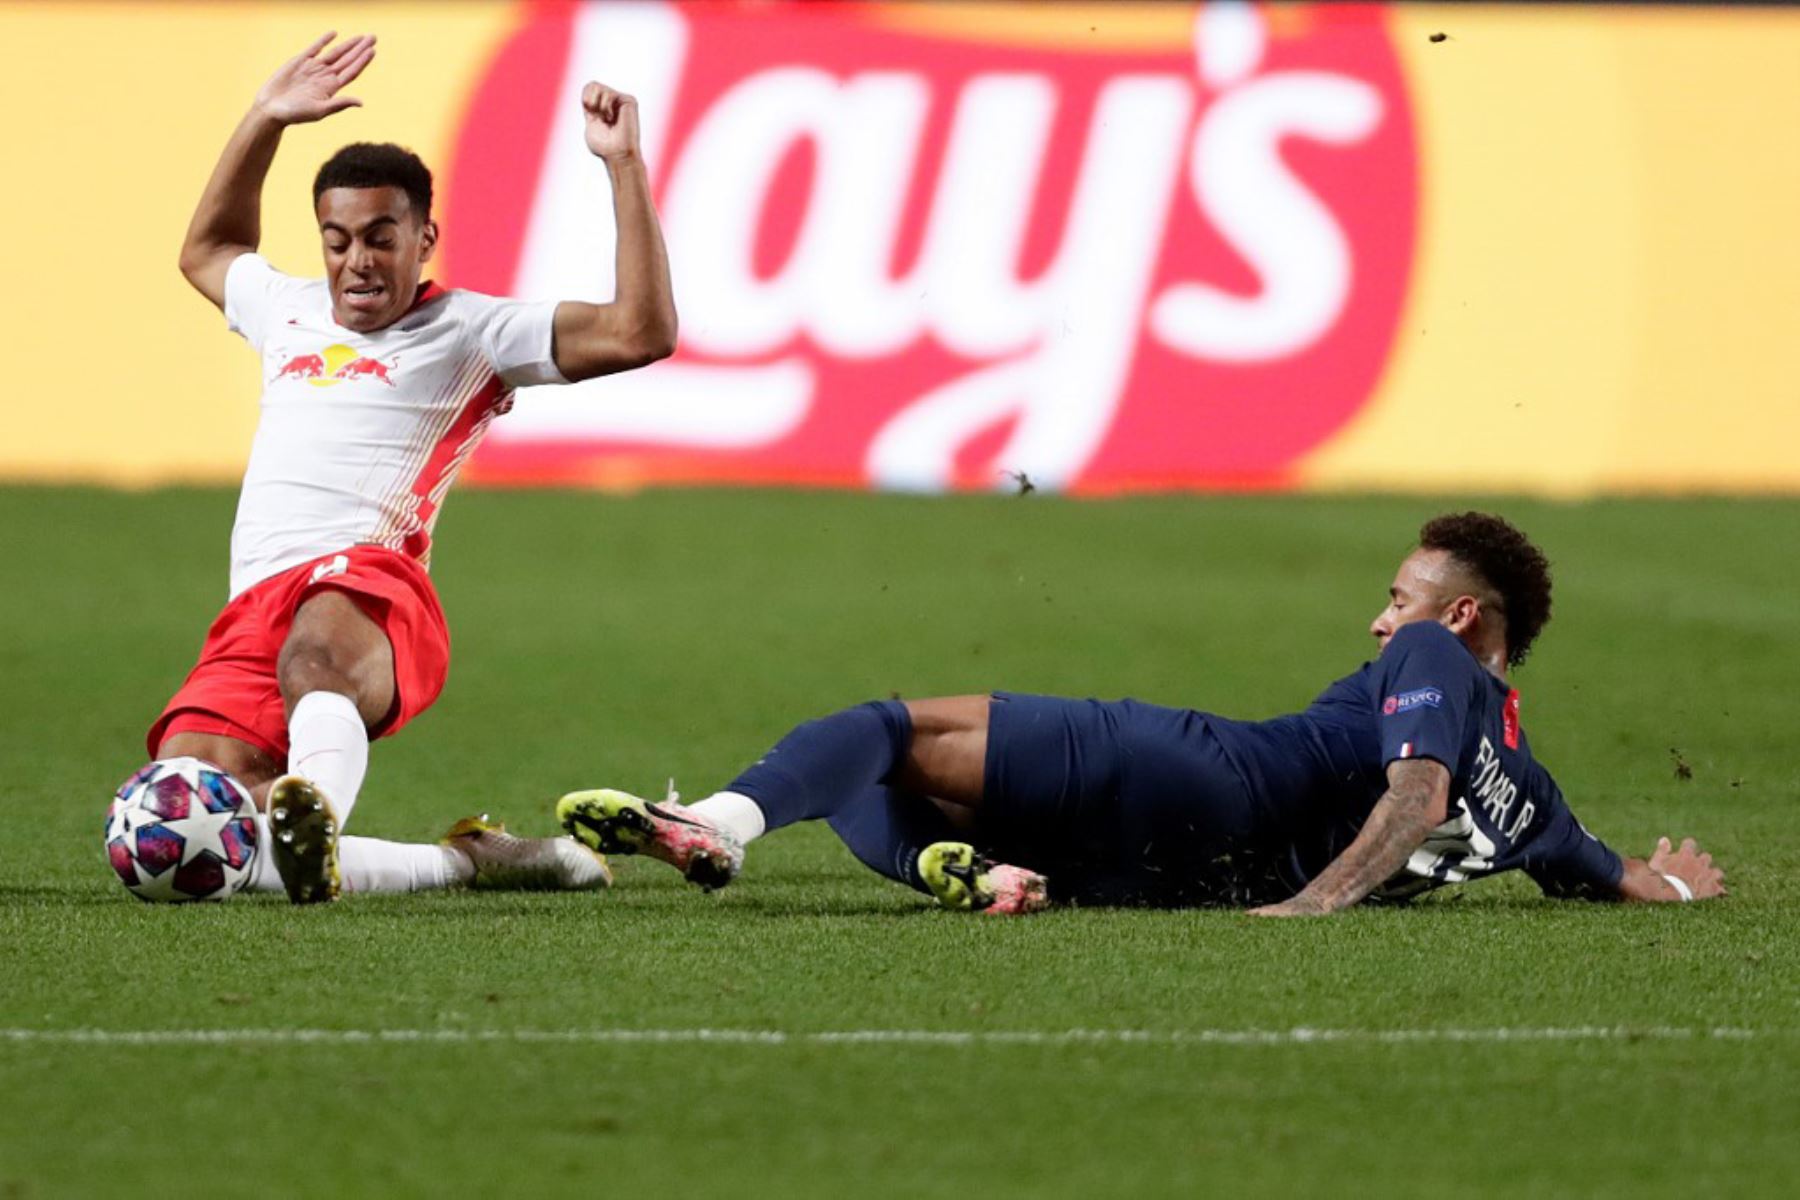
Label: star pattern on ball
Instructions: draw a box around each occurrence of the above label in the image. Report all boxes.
[107,800,157,848]
[158,800,243,867]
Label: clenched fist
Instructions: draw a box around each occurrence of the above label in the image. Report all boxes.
[582,83,641,162]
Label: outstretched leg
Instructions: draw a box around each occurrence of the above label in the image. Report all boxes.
[234,816,608,895]
[145,731,600,898]
[559,694,1049,909]
[239,814,474,894]
[695,695,988,833]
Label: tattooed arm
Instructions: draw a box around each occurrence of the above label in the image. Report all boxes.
[1250,758,1450,917]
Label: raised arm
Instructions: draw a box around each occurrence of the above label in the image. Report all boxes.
[178,32,376,309]
[549,83,679,382]
[1251,758,1450,917]
[1613,837,1726,903]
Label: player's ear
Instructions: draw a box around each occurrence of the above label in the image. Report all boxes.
[418,219,439,263]
[1442,593,1481,636]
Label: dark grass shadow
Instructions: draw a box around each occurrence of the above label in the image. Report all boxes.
[4,880,1707,923]
[712,895,943,919]
[0,883,125,908]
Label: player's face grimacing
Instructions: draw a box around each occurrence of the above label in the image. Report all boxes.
[1369,548,1467,651]
[315,186,438,333]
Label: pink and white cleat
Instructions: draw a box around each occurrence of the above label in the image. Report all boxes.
[918,841,1050,915]
[556,788,744,892]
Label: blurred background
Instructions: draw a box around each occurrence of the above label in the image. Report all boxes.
[3,14,1796,1193]
[2,0,1797,497]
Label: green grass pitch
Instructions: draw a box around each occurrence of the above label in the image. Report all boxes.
[1,487,1795,1198]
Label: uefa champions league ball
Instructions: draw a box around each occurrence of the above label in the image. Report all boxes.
[105,757,259,902]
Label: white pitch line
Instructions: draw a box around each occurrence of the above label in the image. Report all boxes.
[0,1026,1766,1048]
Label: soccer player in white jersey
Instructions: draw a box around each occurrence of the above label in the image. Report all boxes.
[138,32,676,903]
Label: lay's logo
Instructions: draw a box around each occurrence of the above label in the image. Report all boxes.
[446,1,1418,491]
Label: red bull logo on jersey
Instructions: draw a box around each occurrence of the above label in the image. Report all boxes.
[273,345,397,388]
[333,356,397,386]
[443,1,1418,492]
[274,353,327,381]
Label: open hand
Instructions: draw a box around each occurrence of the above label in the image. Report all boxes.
[1648,836,1727,900]
[582,83,641,161]
[256,32,376,126]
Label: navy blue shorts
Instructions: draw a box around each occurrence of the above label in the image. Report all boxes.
[979,692,1290,906]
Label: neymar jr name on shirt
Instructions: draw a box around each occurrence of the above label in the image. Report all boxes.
[1468,735,1533,842]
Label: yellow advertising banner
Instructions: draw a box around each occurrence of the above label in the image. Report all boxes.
[2,2,1796,494]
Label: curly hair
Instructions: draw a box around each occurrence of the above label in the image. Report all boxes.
[313,143,433,219]
[1419,512,1553,667]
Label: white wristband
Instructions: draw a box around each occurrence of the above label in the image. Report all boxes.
[1660,873,1694,902]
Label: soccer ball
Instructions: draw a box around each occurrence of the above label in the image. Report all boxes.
[105,757,259,902]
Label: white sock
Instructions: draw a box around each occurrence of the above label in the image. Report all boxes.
[688,791,768,844]
[242,813,474,893]
[245,813,286,892]
[287,691,369,829]
[338,838,474,893]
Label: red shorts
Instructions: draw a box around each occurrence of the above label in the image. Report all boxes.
[146,546,451,762]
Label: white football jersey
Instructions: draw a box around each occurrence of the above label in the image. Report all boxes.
[221,253,565,598]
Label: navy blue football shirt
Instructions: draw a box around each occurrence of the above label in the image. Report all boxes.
[1209,621,1623,900]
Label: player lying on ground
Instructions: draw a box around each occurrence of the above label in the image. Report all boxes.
[560,513,1725,915]
[135,32,676,901]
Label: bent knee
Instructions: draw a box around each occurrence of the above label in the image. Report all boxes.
[277,633,352,696]
[276,635,393,725]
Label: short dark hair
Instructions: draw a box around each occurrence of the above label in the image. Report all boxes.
[312,143,433,219]
[1419,512,1553,668]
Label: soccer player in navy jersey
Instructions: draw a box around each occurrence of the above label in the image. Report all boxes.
[559,513,1725,915]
